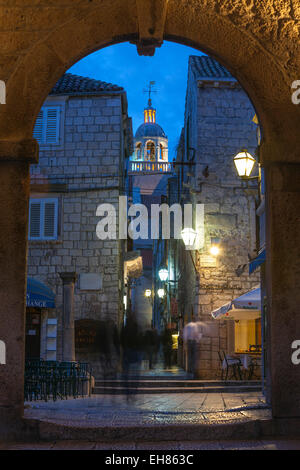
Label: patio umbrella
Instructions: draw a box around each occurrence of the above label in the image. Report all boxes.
[211,288,261,320]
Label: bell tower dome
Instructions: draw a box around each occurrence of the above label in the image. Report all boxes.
[133,82,168,162]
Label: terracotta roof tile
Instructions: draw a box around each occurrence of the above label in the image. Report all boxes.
[50,73,124,95]
[189,56,235,80]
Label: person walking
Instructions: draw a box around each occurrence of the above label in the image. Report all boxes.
[161,326,173,369]
[183,320,203,377]
[143,326,159,370]
[120,313,142,400]
[97,319,120,381]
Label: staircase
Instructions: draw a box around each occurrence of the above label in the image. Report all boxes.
[92,376,262,394]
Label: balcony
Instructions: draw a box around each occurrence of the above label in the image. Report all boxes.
[128,161,173,174]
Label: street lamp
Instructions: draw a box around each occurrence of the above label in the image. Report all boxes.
[210,245,220,256]
[209,237,221,257]
[233,150,256,179]
[181,227,197,249]
[158,268,168,282]
[181,227,198,275]
[157,288,165,299]
[145,289,152,298]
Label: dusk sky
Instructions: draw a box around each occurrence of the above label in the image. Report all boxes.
[68,41,205,160]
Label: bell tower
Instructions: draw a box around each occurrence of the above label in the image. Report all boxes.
[133,82,168,163]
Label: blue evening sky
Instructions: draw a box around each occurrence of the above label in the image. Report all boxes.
[68,41,205,160]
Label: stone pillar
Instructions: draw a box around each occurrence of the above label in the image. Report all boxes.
[265,161,300,418]
[0,140,38,439]
[60,272,77,362]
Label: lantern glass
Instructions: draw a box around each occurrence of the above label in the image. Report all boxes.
[158,268,168,282]
[181,228,197,247]
[145,289,152,298]
[233,151,256,178]
[157,288,165,298]
[210,245,220,256]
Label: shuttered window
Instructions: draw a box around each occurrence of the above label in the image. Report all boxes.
[33,106,60,144]
[29,198,58,240]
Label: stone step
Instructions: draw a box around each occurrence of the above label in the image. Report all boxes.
[92,384,262,394]
[30,418,288,442]
[94,379,261,388]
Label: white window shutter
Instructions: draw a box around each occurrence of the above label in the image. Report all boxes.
[33,110,43,143]
[29,202,41,238]
[46,108,59,144]
[43,201,56,238]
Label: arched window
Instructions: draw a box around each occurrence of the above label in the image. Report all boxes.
[146,141,155,161]
[160,144,164,160]
[136,142,142,160]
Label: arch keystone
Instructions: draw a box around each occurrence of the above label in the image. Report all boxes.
[131,0,169,56]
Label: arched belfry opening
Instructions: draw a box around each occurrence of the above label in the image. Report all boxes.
[0,0,300,441]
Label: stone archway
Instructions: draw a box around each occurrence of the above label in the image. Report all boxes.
[0,0,300,439]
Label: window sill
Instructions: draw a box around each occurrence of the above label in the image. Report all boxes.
[28,240,63,245]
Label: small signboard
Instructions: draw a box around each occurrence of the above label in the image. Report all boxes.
[200,255,217,267]
[79,273,102,290]
[75,319,101,352]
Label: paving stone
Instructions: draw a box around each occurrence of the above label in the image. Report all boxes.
[260,440,300,450]
[52,440,96,450]
[94,442,137,450]
[220,440,266,450]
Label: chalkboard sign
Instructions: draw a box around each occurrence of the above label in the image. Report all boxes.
[75,319,101,352]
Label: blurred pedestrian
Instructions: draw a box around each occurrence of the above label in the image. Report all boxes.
[120,313,142,400]
[143,326,159,369]
[183,320,203,377]
[97,319,120,381]
[161,326,173,369]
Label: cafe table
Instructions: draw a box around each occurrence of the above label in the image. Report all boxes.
[234,352,262,380]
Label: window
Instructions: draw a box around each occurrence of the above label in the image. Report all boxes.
[160,144,164,160]
[146,141,155,161]
[33,106,60,144]
[136,142,142,160]
[29,198,58,240]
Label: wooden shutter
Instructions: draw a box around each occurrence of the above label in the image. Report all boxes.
[43,201,56,238]
[45,107,59,144]
[29,202,41,238]
[33,110,43,143]
[32,107,60,144]
[29,198,58,240]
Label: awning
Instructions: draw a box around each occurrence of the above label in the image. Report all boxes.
[211,288,261,320]
[26,277,55,308]
[249,249,266,275]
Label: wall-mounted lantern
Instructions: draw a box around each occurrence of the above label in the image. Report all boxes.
[233,150,256,179]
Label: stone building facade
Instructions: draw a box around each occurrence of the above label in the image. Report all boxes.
[27,73,133,373]
[172,56,261,379]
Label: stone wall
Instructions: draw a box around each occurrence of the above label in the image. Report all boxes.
[178,70,260,379]
[27,93,129,371]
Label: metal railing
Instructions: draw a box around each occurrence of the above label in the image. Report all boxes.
[128,161,173,174]
[24,359,92,402]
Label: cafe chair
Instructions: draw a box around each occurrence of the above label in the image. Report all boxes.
[248,357,262,380]
[220,351,242,380]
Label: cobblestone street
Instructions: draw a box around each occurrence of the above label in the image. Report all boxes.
[5,391,300,450]
[23,391,270,426]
